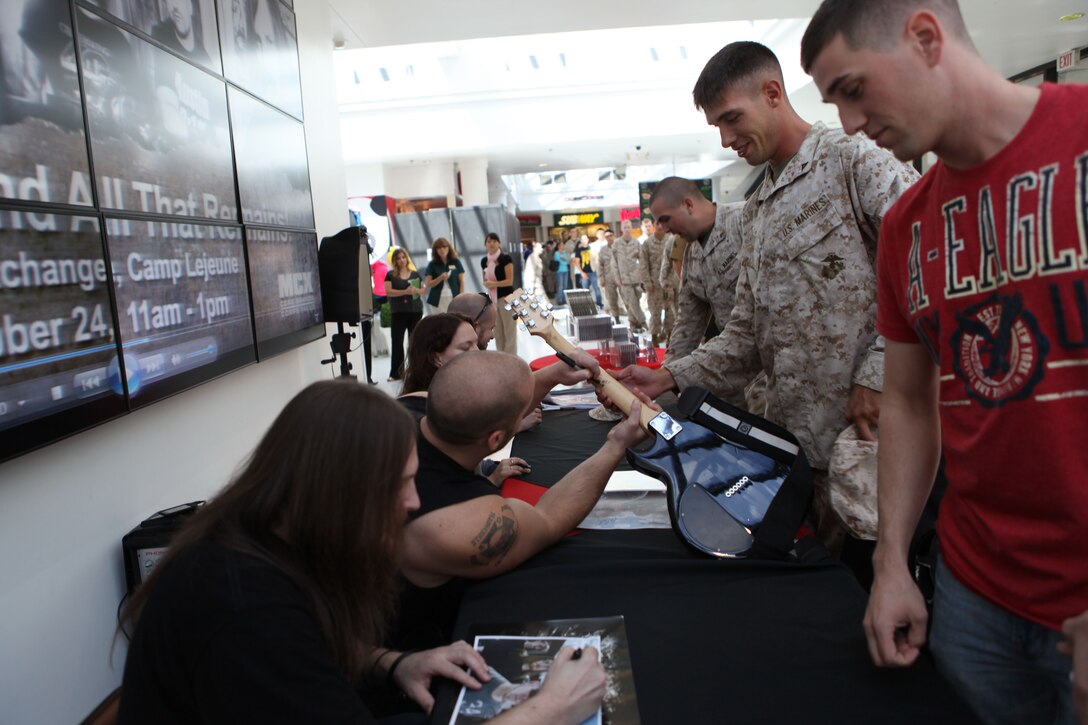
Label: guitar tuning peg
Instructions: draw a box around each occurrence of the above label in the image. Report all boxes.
[529,302,539,310]
[503,303,513,311]
[541,310,551,318]
[518,310,529,319]
[520,293,529,300]
[527,320,537,328]
[511,311,520,320]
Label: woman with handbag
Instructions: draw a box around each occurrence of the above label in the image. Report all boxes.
[385,248,424,381]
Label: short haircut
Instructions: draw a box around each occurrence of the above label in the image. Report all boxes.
[692,41,783,111]
[426,351,532,445]
[648,177,704,209]
[801,0,972,72]
[448,292,490,321]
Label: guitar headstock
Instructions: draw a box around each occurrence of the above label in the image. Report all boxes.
[502,288,555,337]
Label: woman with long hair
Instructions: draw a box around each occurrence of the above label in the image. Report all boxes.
[424,238,464,314]
[117,381,605,724]
[481,233,517,355]
[386,247,424,381]
[401,313,478,396]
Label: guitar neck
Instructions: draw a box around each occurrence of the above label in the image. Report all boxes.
[536,326,658,432]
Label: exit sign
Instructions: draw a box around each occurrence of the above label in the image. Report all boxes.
[1058,48,1078,72]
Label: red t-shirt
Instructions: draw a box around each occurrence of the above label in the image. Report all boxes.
[877,83,1088,630]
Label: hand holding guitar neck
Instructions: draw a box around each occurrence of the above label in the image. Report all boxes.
[501,290,657,431]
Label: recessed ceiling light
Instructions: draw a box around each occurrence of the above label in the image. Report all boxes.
[1059,12,1085,20]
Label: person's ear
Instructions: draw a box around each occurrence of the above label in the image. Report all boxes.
[905,10,944,67]
[485,428,507,453]
[763,78,784,108]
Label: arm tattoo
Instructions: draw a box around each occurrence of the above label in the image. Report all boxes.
[469,504,518,567]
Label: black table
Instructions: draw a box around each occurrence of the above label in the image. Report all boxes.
[431,410,978,725]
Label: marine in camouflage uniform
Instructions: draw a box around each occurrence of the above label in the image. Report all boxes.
[638,219,670,345]
[663,202,744,363]
[612,222,647,331]
[662,123,918,533]
[659,234,686,340]
[596,233,624,322]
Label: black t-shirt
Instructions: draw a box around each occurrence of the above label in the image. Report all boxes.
[119,540,378,725]
[385,270,423,314]
[575,242,593,274]
[390,427,499,651]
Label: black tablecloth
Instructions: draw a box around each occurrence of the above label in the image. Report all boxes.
[429,409,978,725]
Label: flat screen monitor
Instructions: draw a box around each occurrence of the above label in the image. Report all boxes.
[0,1,93,208]
[0,209,127,462]
[104,216,255,407]
[245,226,324,359]
[81,0,223,74]
[218,0,303,119]
[79,6,237,223]
[228,87,314,229]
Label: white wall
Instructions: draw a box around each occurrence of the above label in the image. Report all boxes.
[0,3,348,723]
[382,161,456,199]
[345,162,387,198]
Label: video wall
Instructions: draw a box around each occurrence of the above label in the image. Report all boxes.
[0,0,324,462]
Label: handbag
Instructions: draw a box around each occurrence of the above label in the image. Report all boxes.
[379,301,391,328]
[548,257,560,272]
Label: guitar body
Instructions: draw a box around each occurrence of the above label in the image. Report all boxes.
[627,420,789,557]
[501,288,796,558]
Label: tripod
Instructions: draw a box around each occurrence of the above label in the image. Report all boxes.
[321,322,357,379]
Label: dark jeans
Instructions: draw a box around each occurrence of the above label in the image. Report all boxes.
[389,311,422,379]
[930,557,1075,725]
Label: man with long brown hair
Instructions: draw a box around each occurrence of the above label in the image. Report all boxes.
[117,381,607,723]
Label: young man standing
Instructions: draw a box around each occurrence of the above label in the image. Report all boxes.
[612,220,648,332]
[803,3,1088,723]
[614,42,917,547]
[638,217,670,345]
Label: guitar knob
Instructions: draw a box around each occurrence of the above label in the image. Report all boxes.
[511,312,520,320]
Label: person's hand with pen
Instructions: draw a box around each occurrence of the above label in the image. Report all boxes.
[490,645,606,725]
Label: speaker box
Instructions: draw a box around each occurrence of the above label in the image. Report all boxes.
[318,226,373,323]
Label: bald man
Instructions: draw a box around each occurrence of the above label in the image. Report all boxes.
[396,351,647,650]
[448,292,498,350]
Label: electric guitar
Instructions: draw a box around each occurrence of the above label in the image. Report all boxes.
[503,289,795,558]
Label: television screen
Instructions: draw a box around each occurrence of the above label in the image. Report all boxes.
[218,0,303,119]
[104,216,255,407]
[79,6,237,223]
[229,87,314,229]
[245,226,323,359]
[81,0,223,74]
[0,209,127,462]
[0,0,93,207]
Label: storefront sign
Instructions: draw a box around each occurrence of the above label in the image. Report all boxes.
[555,210,604,227]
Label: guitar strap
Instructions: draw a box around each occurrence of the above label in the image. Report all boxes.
[677,387,814,560]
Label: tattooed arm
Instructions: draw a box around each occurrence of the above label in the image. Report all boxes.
[400,401,649,586]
